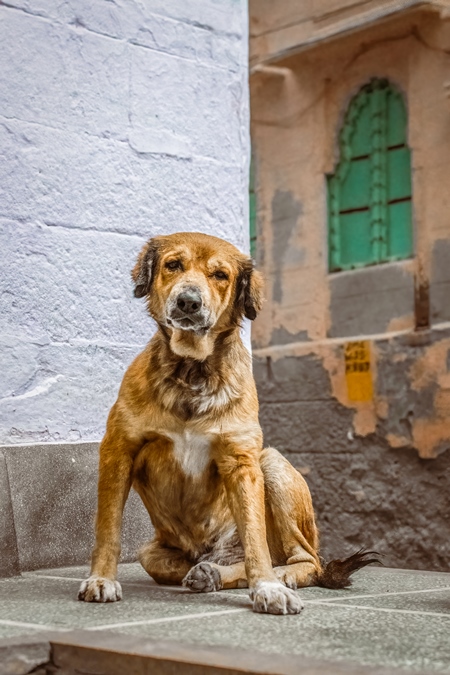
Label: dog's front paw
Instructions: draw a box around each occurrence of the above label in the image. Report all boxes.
[182,563,223,593]
[250,581,303,615]
[78,576,122,603]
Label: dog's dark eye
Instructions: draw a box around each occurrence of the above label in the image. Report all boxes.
[213,270,228,280]
[165,260,182,271]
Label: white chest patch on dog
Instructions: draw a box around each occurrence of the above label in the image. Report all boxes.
[169,431,211,478]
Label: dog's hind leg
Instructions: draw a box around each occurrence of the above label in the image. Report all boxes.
[139,540,192,585]
[185,447,322,594]
[183,560,247,592]
[261,448,380,589]
[183,558,318,592]
[183,558,317,592]
[273,560,318,589]
[261,447,321,588]
[183,530,248,591]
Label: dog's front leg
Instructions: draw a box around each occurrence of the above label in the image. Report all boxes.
[216,439,303,615]
[78,424,137,603]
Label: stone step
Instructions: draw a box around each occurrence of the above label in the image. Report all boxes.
[0,630,420,675]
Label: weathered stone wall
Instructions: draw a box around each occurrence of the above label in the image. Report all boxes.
[250,6,450,570]
[254,329,450,571]
[0,0,250,445]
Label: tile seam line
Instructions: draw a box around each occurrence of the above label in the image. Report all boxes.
[24,575,194,592]
[3,602,450,633]
[87,607,247,631]
[0,619,67,631]
[304,586,450,603]
[25,574,246,598]
[26,575,450,601]
[307,601,450,619]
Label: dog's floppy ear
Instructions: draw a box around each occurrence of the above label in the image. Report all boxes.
[131,239,159,298]
[236,259,264,320]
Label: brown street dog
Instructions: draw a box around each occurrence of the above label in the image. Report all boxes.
[78,232,378,615]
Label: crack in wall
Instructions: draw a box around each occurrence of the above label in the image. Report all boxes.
[1,0,242,71]
[0,113,244,167]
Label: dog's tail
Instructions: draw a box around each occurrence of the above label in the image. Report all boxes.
[315,548,382,589]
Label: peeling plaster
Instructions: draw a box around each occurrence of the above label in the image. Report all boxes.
[409,338,450,391]
[271,190,303,303]
[270,327,310,345]
[254,325,450,458]
[387,314,415,333]
[255,337,381,437]
[386,432,411,448]
[407,338,450,457]
[319,341,382,437]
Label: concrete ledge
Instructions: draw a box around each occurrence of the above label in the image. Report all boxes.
[0,442,153,575]
[0,634,50,675]
[0,630,423,675]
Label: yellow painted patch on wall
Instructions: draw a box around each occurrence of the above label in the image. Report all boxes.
[345,341,373,402]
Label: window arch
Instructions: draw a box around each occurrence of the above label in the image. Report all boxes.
[328,78,413,272]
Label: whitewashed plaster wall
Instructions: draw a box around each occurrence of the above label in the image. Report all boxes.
[0,0,250,444]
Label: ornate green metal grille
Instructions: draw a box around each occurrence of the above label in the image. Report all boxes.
[328,79,413,272]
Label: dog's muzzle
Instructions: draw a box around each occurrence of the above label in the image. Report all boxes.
[177,289,202,315]
[167,287,210,332]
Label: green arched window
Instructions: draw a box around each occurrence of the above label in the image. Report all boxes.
[328,79,413,272]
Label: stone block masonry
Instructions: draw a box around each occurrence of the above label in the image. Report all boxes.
[249,2,450,572]
[253,329,450,572]
[0,0,250,445]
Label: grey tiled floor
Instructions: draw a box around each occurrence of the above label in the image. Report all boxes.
[1,564,450,672]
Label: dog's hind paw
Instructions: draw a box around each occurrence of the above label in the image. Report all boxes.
[182,563,223,593]
[274,568,298,590]
[250,581,303,615]
[78,576,122,603]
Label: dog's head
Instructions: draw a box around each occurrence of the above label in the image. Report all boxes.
[132,232,263,359]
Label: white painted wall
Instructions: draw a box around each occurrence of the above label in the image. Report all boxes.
[0,0,249,444]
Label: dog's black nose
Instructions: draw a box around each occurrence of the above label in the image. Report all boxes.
[177,290,202,314]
